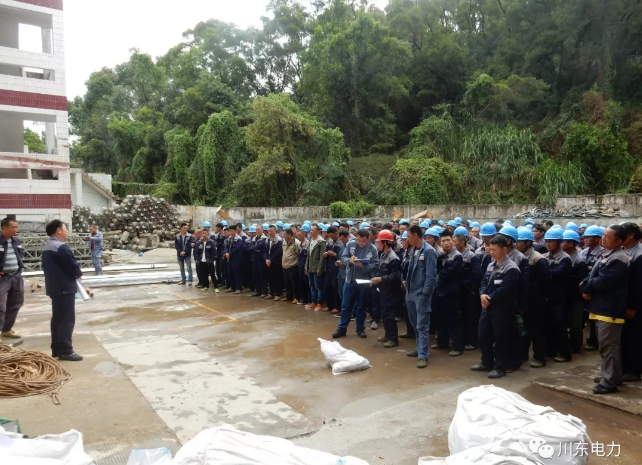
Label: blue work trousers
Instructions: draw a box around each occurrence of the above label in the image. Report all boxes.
[338,282,368,332]
[177,256,192,282]
[406,291,432,359]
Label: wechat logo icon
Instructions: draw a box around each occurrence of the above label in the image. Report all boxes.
[529,437,554,459]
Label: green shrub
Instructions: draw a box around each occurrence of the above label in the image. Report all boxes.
[330,201,354,217]
[629,166,642,193]
[152,182,179,202]
[349,200,375,216]
[112,182,155,197]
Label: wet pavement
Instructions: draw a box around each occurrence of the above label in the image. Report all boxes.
[5,254,642,464]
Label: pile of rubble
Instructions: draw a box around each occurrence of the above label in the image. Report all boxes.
[512,205,632,219]
[73,195,180,252]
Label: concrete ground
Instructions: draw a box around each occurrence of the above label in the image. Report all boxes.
[4,249,642,464]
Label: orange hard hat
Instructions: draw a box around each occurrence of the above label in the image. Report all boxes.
[376,230,395,242]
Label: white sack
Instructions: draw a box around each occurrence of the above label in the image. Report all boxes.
[172,424,369,465]
[0,428,94,465]
[448,386,590,465]
[318,338,371,375]
[419,440,543,465]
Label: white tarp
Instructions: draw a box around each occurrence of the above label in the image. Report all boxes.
[0,427,94,465]
[172,424,369,465]
[318,338,371,375]
[447,386,590,465]
[419,440,543,465]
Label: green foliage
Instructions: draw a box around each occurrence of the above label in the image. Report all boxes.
[112,182,155,197]
[329,200,374,217]
[23,128,46,153]
[629,166,642,194]
[163,127,194,202]
[536,159,590,205]
[152,181,179,202]
[330,201,352,217]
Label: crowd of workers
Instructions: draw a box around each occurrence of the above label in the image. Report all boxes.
[173,216,642,395]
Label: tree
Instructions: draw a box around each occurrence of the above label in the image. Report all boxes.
[23,128,46,153]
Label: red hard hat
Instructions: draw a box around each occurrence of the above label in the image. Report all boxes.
[376,230,394,242]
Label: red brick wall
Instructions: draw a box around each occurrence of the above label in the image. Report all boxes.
[12,0,63,10]
[0,194,71,209]
[0,90,68,111]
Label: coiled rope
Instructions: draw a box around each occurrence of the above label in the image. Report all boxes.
[0,345,71,405]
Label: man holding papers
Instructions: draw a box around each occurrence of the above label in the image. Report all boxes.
[333,229,379,339]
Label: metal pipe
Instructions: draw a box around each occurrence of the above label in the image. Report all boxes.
[23,264,169,277]
[81,272,182,287]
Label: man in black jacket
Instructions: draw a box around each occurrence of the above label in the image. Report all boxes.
[581,225,629,394]
[371,230,402,347]
[453,232,483,351]
[620,223,642,383]
[266,225,284,300]
[42,220,83,361]
[0,217,25,343]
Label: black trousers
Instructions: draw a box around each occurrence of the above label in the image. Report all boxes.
[216,258,225,287]
[51,293,75,357]
[380,300,399,343]
[545,302,571,359]
[268,264,283,297]
[242,257,252,290]
[252,261,267,295]
[297,266,310,303]
[479,307,516,372]
[323,271,340,310]
[403,299,416,337]
[228,260,243,291]
[435,294,464,352]
[463,290,481,347]
[622,311,642,377]
[283,266,298,300]
[522,306,546,363]
[197,261,217,288]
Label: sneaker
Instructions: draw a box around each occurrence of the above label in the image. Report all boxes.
[399,333,414,339]
[332,329,347,339]
[333,313,342,318]
[417,358,427,369]
[356,331,367,338]
[464,345,477,351]
[448,350,463,357]
[315,305,323,312]
[366,318,373,324]
[58,352,83,362]
[297,301,307,305]
[370,321,379,330]
[350,316,356,321]
[250,293,261,297]
[584,344,598,351]
[196,284,204,289]
[554,356,571,363]
[383,341,399,348]
[187,281,193,286]
[530,360,546,368]
[394,316,402,322]
[377,336,388,342]
[201,287,209,291]
[274,297,281,301]
[470,364,492,372]
[305,304,316,310]
[178,281,186,285]
[0,331,21,339]
[407,350,418,357]
[322,307,329,312]
[488,369,506,379]
[623,373,642,382]
[260,294,268,299]
[431,343,439,349]
[235,290,241,294]
[225,289,234,293]
[292,299,298,304]
[214,288,219,293]
[330,309,340,314]
[592,384,617,395]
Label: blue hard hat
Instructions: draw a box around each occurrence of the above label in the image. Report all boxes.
[332,221,339,227]
[583,225,603,238]
[499,225,519,242]
[563,230,580,242]
[454,217,462,225]
[525,218,535,225]
[551,224,563,231]
[504,220,514,227]
[544,228,564,240]
[525,224,533,231]
[454,226,469,236]
[248,225,256,233]
[399,218,410,225]
[321,224,329,232]
[438,220,444,226]
[301,224,311,232]
[470,222,481,228]
[347,220,354,226]
[480,222,497,237]
[447,220,458,227]
[401,231,408,240]
[517,227,535,242]
[221,220,228,226]
[424,227,440,239]
[203,221,211,228]
[420,220,431,228]
[262,223,269,230]
[433,226,445,234]
[580,223,589,229]
[284,223,291,229]
[275,221,284,228]
[359,222,370,229]
[241,224,247,230]
[304,220,311,225]
[565,222,579,232]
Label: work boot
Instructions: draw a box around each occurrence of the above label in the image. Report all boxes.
[370,321,378,330]
[530,360,546,368]
[554,356,571,363]
[332,329,347,339]
[470,364,491,372]
[592,384,617,395]
[488,369,506,379]
[623,373,642,382]
[417,358,427,369]
[383,341,398,348]
[305,303,316,310]
[407,350,418,357]
[1,331,21,339]
[356,331,367,338]
[315,304,323,312]
[58,352,83,362]
[464,345,477,351]
[399,333,414,339]
[377,336,388,342]
[449,350,463,357]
